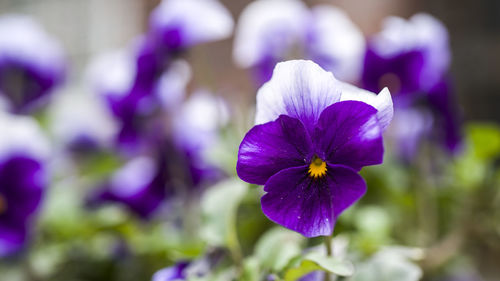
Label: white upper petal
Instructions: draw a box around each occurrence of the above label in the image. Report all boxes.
[86,47,136,98]
[154,59,191,111]
[307,5,366,83]
[0,14,65,75]
[150,0,234,47]
[173,90,229,150]
[110,156,156,197]
[339,83,393,131]
[49,91,118,148]
[255,60,341,127]
[0,111,50,162]
[410,13,450,89]
[233,0,309,68]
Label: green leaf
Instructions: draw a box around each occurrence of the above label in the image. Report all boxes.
[241,256,260,281]
[348,248,422,281]
[452,123,500,189]
[201,178,248,248]
[284,260,322,281]
[255,227,305,272]
[468,123,500,160]
[284,252,354,281]
[355,206,391,239]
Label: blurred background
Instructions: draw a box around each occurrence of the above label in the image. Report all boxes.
[1,0,499,121]
[0,0,499,281]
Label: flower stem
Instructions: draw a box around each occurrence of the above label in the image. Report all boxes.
[325,235,333,256]
[324,235,333,281]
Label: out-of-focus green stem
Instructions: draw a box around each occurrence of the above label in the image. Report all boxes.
[324,235,333,281]
[415,173,438,246]
[414,146,439,247]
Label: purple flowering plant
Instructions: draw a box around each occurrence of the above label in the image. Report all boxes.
[237,60,393,237]
[0,15,65,114]
[233,0,365,85]
[0,112,49,257]
[362,13,462,160]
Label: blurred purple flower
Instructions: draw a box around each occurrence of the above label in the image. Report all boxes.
[298,271,324,281]
[233,0,365,85]
[87,92,227,218]
[152,250,224,281]
[171,91,228,188]
[87,154,169,219]
[0,112,49,256]
[152,262,189,281]
[88,0,233,151]
[236,60,393,237]
[149,0,233,52]
[362,13,462,157]
[0,15,65,114]
[87,43,180,152]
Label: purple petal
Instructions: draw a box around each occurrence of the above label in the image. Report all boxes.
[0,156,44,221]
[237,115,313,185]
[261,165,366,237]
[0,223,26,257]
[314,101,383,171]
[0,155,44,257]
[152,261,189,281]
[427,78,462,153]
[362,47,425,97]
[298,271,323,281]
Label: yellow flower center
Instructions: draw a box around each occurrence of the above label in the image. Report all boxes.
[308,157,327,179]
[0,194,6,215]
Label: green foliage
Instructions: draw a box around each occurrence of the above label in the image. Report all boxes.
[453,123,500,189]
[254,227,305,272]
[467,123,500,160]
[201,178,248,249]
[284,252,354,281]
[348,248,423,281]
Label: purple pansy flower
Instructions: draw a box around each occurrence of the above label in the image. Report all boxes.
[152,262,189,281]
[362,13,461,157]
[237,60,393,237]
[149,0,234,51]
[152,251,224,281]
[88,154,169,219]
[89,0,232,151]
[171,91,228,188]
[233,0,365,85]
[0,112,49,256]
[88,39,164,151]
[87,44,179,152]
[0,15,65,114]
[87,92,227,218]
